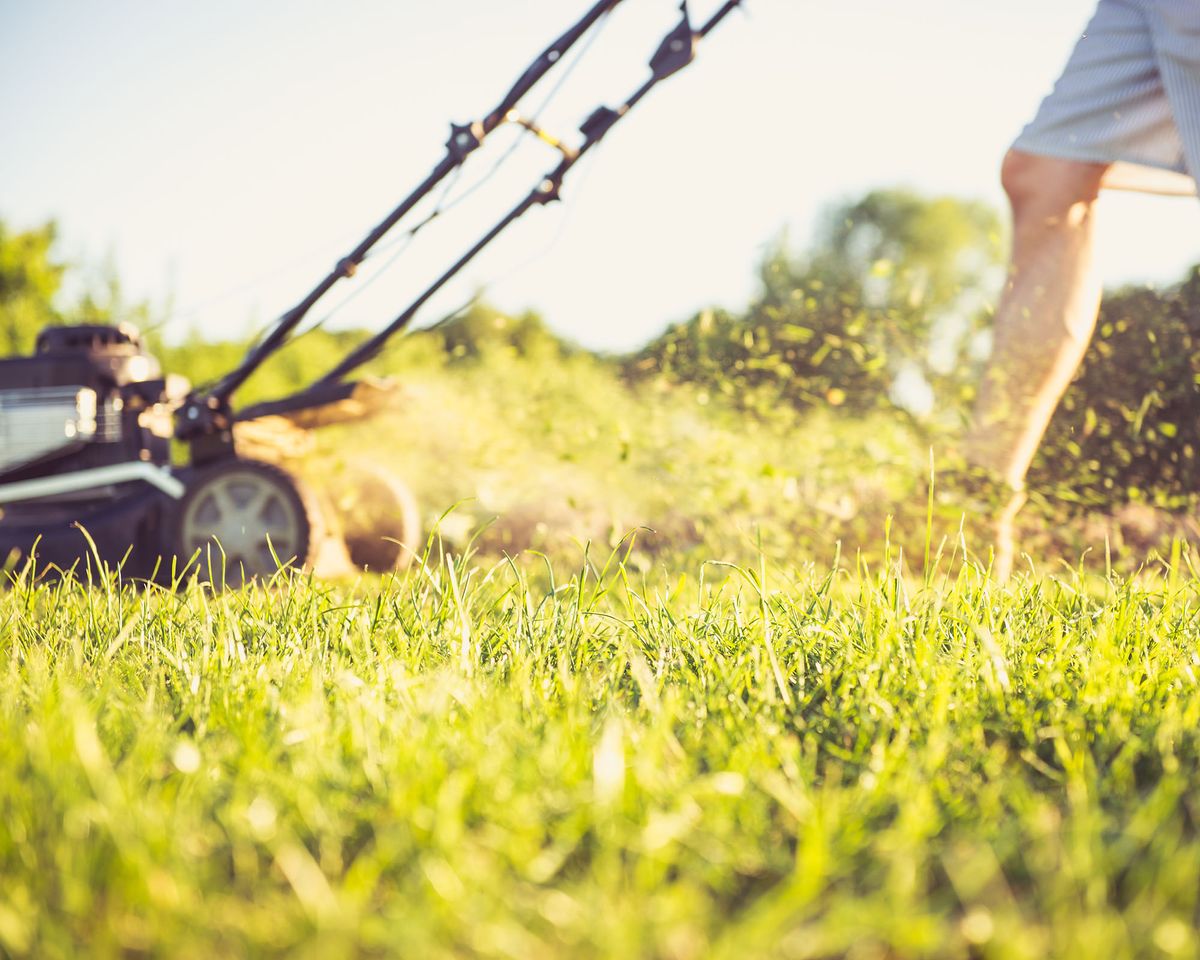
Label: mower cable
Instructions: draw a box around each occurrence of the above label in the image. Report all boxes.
[364,7,612,267]
[217,6,618,370]
[196,0,626,413]
[311,0,745,386]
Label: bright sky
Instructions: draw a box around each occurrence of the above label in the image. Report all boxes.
[3,0,1200,353]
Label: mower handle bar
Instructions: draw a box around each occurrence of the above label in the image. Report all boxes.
[311,0,743,386]
[197,0,743,429]
[203,0,625,407]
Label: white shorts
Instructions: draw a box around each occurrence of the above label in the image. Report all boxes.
[1013,0,1200,196]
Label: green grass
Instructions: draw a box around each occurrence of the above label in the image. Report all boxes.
[4,348,1199,958]
[4,546,1200,958]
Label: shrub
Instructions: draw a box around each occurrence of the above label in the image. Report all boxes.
[1033,267,1200,508]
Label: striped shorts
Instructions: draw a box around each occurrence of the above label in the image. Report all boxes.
[1013,0,1200,196]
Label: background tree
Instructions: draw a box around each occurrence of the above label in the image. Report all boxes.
[812,189,1004,412]
[424,302,575,364]
[0,219,159,357]
[628,189,1005,417]
[0,220,64,355]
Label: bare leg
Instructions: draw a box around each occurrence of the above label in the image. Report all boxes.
[964,150,1111,576]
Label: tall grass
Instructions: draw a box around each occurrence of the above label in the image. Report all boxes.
[4,546,1200,958]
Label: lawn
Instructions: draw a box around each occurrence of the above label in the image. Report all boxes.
[4,547,1200,958]
[5,348,1200,958]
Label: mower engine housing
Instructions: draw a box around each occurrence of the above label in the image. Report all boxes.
[0,324,171,480]
[0,324,182,578]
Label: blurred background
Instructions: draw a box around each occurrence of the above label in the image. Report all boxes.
[4,0,1200,571]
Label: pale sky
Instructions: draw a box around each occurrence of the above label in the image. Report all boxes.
[4,0,1200,352]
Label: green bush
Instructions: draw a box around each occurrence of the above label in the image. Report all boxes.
[154,302,577,408]
[428,302,576,364]
[628,192,1003,420]
[1033,267,1200,507]
[625,294,893,417]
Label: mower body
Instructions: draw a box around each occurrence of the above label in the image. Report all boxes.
[0,324,187,579]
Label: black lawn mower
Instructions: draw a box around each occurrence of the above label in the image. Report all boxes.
[0,0,742,585]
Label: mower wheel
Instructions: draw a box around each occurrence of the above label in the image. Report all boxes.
[172,458,317,586]
[326,460,422,572]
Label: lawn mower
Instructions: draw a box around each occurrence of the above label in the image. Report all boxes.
[0,0,742,585]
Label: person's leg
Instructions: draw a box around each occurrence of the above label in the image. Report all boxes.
[966,150,1111,487]
[963,149,1111,577]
